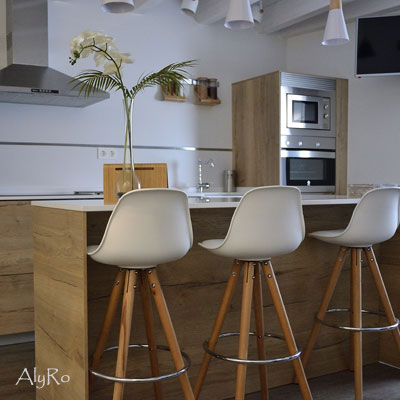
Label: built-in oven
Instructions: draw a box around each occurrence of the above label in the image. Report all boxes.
[281,86,335,137]
[280,136,336,193]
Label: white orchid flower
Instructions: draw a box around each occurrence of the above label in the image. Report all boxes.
[108,50,133,68]
[70,31,135,77]
[103,61,119,75]
[94,52,107,67]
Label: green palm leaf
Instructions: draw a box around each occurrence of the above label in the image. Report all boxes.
[71,69,125,97]
[130,60,196,100]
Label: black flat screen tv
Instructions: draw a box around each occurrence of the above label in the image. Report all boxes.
[356,15,400,77]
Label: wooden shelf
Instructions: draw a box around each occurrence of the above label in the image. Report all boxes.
[195,96,221,106]
[162,90,187,102]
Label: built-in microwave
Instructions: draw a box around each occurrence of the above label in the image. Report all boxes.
[281,86,335,137]
[287,94,330,130]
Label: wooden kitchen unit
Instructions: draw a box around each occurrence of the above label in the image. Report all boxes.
[31,198,400,400]
[232,71,348,195]
[0,201,34,335]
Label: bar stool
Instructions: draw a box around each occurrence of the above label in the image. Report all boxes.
[194,186,313,400]
[301,187,400,400]
[87,189,195,400]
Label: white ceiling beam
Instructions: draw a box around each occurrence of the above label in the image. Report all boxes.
[133,0,163,13]
[194,0,259,25]
[258,0,357,34]
[278,0,400,38]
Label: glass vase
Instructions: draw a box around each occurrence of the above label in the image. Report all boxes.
[116,98,141,199]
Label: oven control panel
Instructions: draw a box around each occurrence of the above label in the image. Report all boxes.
[281,135,336,150]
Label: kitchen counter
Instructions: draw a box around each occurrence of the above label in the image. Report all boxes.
[0,193,103,201]
[31,196,400,400]
[31,194,360,211]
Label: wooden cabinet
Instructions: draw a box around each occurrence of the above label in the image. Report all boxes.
[232,71,348,194]
[0,201,34,335]
[103,163,169,204]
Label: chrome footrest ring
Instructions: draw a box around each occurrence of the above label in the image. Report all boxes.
[203,332,301,365]
[89,344,191,383]
[316,308,400,332]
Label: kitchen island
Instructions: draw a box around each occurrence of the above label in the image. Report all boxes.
[31,196,399,400]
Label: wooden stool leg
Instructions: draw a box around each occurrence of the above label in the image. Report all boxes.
[113,270,137,400]
[351,248,363,400]
[253,263,269,400]
[194,261,242,399]
[364,247,400,353]
[90,269,125,390]
[148,269,195,400]
[349,252,355,372]
[235,262,255,400]
[262,261,313,400]
[301,247,347,370]
[140,270,163,400]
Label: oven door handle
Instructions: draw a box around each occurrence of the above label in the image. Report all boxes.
[281,150,336,159]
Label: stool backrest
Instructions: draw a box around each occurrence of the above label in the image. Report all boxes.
[221,186,305,259]
[94,189,193,267]
[344,187,400,245]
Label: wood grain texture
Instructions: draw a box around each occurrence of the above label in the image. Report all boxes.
[0,342,35,400]
[330,0,342,10]
[363,248,400,362]
[377,267,400,368]
[351,249,363,400]
[300,247,347,370]
[262,261,312,400]
[139,270,163,399]
[33,206,88,400]
[232,71,281,187]
[0,201,34,334]
[335,78,349,195]
[113,270,136,400]
[252,263,268,400]
[235,262,255,399]
[377,232,400,368]
[0,273,34,335]
[103,163,168,204]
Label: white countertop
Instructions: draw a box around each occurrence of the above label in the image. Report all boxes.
[0,193,103,201]
[31,194,360,212]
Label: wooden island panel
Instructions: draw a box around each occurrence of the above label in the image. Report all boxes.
[32,202,390,400]
[33,207,88,400]
[378,234,400,368]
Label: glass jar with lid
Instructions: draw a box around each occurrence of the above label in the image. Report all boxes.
[208,78,218,100]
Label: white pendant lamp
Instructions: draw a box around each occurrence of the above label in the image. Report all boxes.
[181,0,199,16]
[322,0,349,46]
[225,0,254,30]
[101,0,134,14]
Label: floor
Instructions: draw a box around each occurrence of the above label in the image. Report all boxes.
[229,363,400,400]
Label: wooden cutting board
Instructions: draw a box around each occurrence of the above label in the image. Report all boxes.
[103,163,168,204]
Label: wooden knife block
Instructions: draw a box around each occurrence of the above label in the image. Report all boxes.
[103,163,168,204]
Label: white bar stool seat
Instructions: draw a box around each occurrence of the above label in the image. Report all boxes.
[87,189,195,400]
[194,186,313,400]
[301,187,400,400]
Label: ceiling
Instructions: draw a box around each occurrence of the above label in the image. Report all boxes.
[132,0,400,37]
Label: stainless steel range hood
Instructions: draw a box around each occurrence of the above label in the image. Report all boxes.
[0,0,110,107]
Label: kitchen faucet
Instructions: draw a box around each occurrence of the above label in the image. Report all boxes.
[197,158,214,192]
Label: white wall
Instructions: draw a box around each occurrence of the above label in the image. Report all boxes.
[286,22,400,185]
[0,0,286,194]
